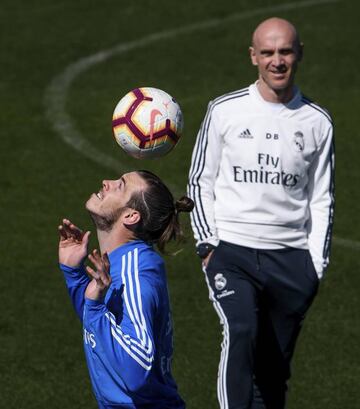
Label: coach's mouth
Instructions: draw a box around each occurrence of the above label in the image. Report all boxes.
[96,191,103,200]
[270,69,286,75]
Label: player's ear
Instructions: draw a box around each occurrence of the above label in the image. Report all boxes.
[122,208,141,226]
[249,46,258,66]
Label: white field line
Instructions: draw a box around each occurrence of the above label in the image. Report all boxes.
[44,0,358,251]
[332,236,360,251]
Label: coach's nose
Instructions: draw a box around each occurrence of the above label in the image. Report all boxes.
[273,52,284,68]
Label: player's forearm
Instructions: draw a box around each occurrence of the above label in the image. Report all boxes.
[60,263,90,321]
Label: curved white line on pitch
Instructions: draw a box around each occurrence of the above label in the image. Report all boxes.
[44,0,358,249]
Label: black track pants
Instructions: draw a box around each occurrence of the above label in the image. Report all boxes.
[204,241,319,409]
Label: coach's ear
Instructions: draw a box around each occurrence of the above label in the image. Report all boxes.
[122,208,141,226]
[249,46,258,66]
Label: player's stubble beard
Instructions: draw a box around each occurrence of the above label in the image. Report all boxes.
[88,206,125,232]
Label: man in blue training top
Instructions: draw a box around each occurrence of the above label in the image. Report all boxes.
[58,170,193,409]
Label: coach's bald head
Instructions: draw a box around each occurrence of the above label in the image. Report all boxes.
[251,17,302,54]
[249,17,303,103]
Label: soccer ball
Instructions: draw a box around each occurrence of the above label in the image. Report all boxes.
[112,87,183,159]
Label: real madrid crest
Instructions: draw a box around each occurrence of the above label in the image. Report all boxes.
[294,131,305,152]
[214,273,227,291]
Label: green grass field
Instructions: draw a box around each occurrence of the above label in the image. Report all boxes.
[1,0,359,408]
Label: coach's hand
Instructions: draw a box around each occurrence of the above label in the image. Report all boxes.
[85,250,111,301]
[202,250,214,268]
[58,219,91,267]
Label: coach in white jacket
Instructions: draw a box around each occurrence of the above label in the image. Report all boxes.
[188,17,334,409]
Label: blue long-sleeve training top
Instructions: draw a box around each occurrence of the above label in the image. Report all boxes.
[60,240,185,409]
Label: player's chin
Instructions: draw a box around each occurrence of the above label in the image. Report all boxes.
[85,195,99,211]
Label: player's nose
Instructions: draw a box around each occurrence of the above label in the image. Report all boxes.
[102,180,110,190]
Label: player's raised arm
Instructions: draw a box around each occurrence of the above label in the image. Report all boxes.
[58,219,91,320]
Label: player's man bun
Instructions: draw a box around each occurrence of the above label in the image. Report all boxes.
[175,196,194,214]
[126,170,194,253]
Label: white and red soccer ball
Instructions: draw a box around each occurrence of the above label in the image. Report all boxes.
[112,87,183,159]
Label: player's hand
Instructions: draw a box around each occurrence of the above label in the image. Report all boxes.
[202,250,214,268]
[58,219,91,267]
[85,250,111,301]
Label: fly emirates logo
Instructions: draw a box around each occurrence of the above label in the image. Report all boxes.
[233,153,300,187]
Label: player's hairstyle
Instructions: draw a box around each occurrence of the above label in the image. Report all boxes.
[125,170,194,253]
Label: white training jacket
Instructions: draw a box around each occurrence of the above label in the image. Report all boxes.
[188,82,335,278]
